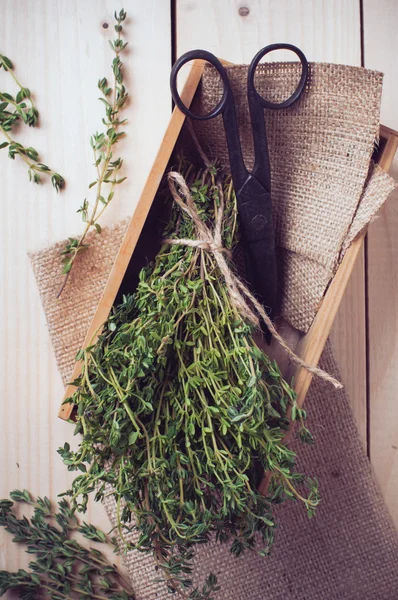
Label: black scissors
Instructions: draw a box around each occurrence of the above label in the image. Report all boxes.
[170,44,308,337]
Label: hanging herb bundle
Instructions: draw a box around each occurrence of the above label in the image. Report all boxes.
[0,54,65,191]
[0,489,134,599]
[58,9,129,295]
[59,162,319,599]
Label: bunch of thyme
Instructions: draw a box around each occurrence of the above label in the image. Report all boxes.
[59,163,319,599]
[0,489,134,599]
[0,53,64,191]
[58,9,128,295]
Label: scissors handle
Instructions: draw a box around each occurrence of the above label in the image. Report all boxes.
[170,45,308,335]
[170,49,231,121]
[248,43,308,190]
[248,43,308,110]
[170,50,248,191]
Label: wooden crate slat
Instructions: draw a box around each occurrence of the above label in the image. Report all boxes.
[60,60,205,419]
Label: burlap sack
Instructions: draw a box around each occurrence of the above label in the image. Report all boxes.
[193,63,396,331]
[30,61,398,598]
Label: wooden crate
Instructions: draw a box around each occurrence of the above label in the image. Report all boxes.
[59,60,398,422]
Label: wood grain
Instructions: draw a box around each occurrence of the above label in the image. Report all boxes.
[176,0,361,65]
[329,251,367,440]
[0,0,171,585]
[363,0,398,525]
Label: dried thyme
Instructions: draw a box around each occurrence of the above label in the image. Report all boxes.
[58,9,129,296]
[0,489,134,599]
[0,54,64,191]
[59,163,319,599]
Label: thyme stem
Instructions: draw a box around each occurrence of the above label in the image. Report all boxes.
[58,9,128,295]
[0,52,64,190]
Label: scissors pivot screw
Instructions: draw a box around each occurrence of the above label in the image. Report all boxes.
[251,214,268,231]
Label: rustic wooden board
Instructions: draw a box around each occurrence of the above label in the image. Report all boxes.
[176,0,361,65]
[363,0,398,525]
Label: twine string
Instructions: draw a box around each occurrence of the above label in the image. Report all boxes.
[165,170,342,390]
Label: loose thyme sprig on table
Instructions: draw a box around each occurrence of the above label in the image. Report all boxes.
[58,9,128,296]
[59,162,319,600]
[0,489,135,599]
[0,53,65,191]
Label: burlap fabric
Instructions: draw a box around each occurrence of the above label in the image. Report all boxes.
[193,63,396,331]
[29,219,130,382]
[29,61,398,598]
[30,232,398,599]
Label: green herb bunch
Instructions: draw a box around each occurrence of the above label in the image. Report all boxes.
[59,9,129,295]
[0,54,64,191]
[59,163,319,599]
[0,489,134,599]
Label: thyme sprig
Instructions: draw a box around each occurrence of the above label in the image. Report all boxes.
[0,53,65,191]
[59,163,319,599]
[0,489,135,599]
[58,9,128,296]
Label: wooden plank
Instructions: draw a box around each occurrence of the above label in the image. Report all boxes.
[176,0,366,436]
[295,235,367,404]
[0,0,171,581]
[330,252,367,441]
[363,0,398,526]
[176,0,360,65]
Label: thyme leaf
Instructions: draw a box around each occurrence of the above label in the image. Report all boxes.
[0,54,65,191]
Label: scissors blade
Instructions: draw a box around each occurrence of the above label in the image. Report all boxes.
[236,174,278,338]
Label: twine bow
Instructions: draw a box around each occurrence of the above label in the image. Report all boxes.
[166,171,342,390]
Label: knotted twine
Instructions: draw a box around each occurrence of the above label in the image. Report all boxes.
[165,170,342,389]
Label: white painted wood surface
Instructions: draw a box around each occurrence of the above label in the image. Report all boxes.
[364,0,398,526]
[176,0,361,65]
[0,0,397,591]
[0,0,171,585]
